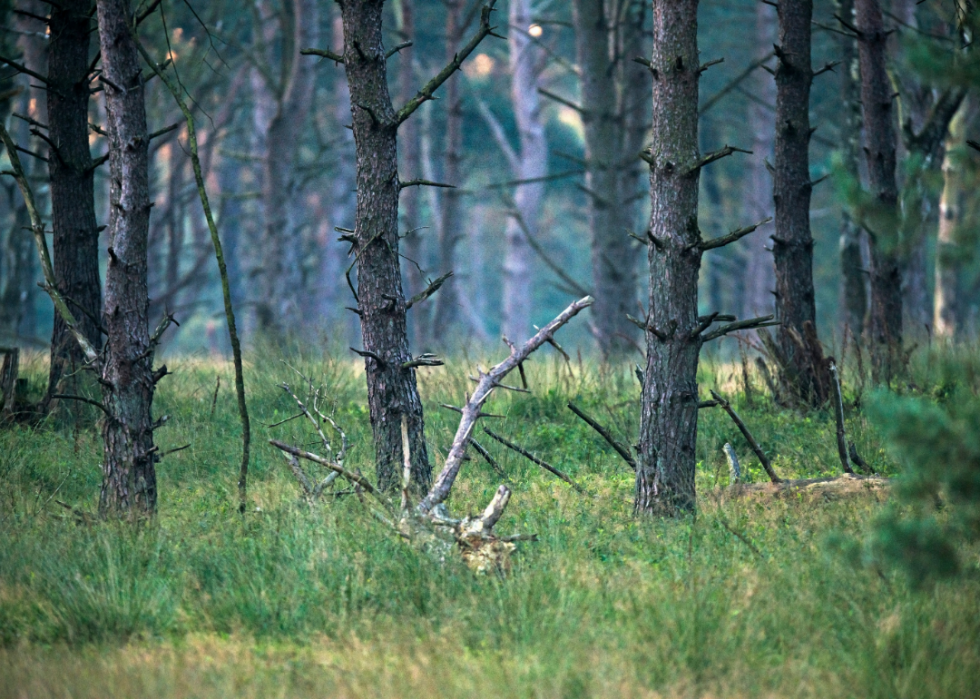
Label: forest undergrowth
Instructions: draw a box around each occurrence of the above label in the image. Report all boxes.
[0,347,978,698]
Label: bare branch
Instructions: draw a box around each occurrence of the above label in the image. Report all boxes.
[683,144,752,176]
[699,217,772,251]
[406,271,453,310]
[567,402,635,470]
[709,390,780,483]
[702,315,779,342]
[301,47,343,64]
[482,428,587,494]
[537,87,584,113]
[399,178,456,190]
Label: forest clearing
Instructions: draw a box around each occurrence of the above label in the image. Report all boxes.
[1,0,979,696]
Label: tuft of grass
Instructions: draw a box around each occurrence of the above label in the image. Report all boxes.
[0,350,977,698]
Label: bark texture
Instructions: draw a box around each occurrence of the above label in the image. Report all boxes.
[773,0,824,404]
[743,1,777,319]
[636,0,703,517]
[836,0,867,338]
[856,0,902,382]
[96,0,157,516]
[256,0,319,335]
[44,1,103,406]
[501,0,546,342]
[572,0,645,357]
[340,0,431,492]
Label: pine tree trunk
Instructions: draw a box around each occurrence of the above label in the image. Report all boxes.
[96,0,157,516]
[43,1,103,409]
[257,0,318,335]
[836,0,867,338]
[743,1,777,320]
[773,0,825,404]
[573,0,638,358]
[636,0,703,517]
[432,0,464,339]
[855,0,902,382]
[340,0,431,492]
[502,0,545,343]
[934,101,969,340]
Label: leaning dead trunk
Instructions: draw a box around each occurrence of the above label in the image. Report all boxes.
[772,0,825,405]
[96,0,157,516]
[636,0,702,516]
[44,1,103,408]
[856,0,902,382]
[934,101,970,340]
[501,0,546,342]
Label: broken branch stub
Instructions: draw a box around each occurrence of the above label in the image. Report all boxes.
[418,295,594,514]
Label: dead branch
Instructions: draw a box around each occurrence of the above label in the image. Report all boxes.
[395,0,498,125]
[683,145,752,176]
[418,295,593,513]
[469,438,507,479]
[709,390,781,484]
[567,402,635,470]
[699,217,772,251]
[301,47,343,64]
[403,354,444,369]
[848,442,876,475]
[723,442,741,483]
[482,427,587,495]
[828,361,856,475]
[699,50,775,115]
[399,178,456,190]
[405,271,453,310]
[702,315,779,342]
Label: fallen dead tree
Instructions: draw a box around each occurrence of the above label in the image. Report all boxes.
[270,296,594,573]
[723,473,889,503]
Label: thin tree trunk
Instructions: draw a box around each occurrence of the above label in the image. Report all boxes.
[856,0,902,383]
[43,1,103,410]
[573,0,639,358]
[934,101,969,340]
[636,0,703,517]
[257,0,319,335]
[96,0,157,516]
[502,0,546,343]
[339,0,431,492]
[744,1,777,320]
[773,0,825,404]
[432,0,464,339]
[836,0,867,338]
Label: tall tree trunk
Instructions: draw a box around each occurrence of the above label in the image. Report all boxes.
[636,0,703,517]
[43,1,103,409]
[395,0,425,347]
[573,0,639,358]
[502,0,546,342]
[257,0,319,336]
[743,1,777,320]
[432,0,464,339]
[773,0,825,404]
[339,0,431,492]
[836,0,867,339]
[856,0,902,383]
[96,0,157,516]
[934,101,969,340]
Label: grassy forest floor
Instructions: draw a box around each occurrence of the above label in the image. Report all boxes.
[1,349,978,698]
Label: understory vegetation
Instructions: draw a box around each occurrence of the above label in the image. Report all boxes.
[0,350,978,698]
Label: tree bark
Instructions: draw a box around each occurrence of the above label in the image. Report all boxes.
[43,1,104,410]
[432,0,464,339]
[855,0,902,382]
[572,0,641,358]
[836,0,867,338]
[773,0,825,404]
[934,100,969,341]
[636,0,703,517]
[256,0,319,336]
[743,1,777,320]
[501,0,546,343]
[96,0,157,516]
[339,0,431,492]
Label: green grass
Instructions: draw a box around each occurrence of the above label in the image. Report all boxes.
[0,351,977,698]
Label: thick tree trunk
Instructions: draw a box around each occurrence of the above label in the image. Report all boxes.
[432,0,464,339]
[934,101,969,340]
[856,0,902,382]
[257,0,319,335]
[573,0,639,358]
[43,1,103,409]
[636,0,703,517]
[743,1,777,320]
[836,0,867,338]
[339,0,431,492]
[96,0,157,516]
[502,0,546,343]
[773,0,825,404]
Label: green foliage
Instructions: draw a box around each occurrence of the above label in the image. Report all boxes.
[865,362,980,585]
